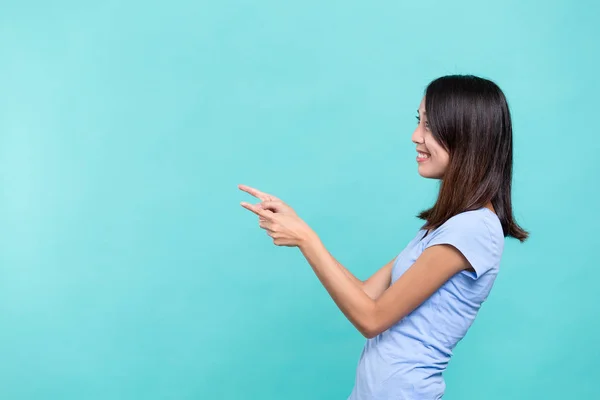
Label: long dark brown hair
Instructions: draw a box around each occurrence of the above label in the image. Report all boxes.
[418,75,528,242]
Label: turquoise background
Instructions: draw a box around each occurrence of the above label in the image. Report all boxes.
[1,0,598,399]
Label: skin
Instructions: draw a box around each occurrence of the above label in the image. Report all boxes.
[238,98,483,339]
[413,97,450,179]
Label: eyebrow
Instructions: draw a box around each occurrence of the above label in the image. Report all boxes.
[417,110,427,115]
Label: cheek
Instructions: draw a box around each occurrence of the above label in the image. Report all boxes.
[430,146,449,169]
[438,151,450,167]
[424,135,449,167]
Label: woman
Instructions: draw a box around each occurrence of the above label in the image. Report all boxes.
[239,74,528,399]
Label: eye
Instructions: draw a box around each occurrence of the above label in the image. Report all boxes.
[416,114,430,130]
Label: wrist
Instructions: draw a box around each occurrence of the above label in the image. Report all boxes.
[299,229,321,251]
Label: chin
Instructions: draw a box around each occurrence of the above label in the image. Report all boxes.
[417,165,443,179]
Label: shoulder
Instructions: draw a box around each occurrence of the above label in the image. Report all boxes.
[425,208,504,279]
[442,208,503,242]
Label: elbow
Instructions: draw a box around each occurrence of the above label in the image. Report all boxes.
[360,327,381,339]
[361,329,379,339]
[357,304,399,339]
[357,316,382,339]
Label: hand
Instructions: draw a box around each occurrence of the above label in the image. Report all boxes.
[239,184,315,247]
[238,184,297,216]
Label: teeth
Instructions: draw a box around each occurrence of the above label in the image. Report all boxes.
[418,152,429,158]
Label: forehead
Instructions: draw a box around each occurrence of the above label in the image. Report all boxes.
[418,96,426,112]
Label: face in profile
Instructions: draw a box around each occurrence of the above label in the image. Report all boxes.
[412,97,450,179]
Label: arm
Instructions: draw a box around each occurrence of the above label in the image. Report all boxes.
[329,250,395,300]
[362,258,395,300]
[299,232,468,338]
[328,251,364,288]
[237,184,388,297]
[238,188,457,337]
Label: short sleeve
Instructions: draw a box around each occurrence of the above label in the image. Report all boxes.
[423,210,502,279]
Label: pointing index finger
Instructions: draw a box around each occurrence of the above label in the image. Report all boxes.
[238,184,276,201]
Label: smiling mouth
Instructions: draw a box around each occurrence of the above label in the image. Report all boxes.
[416,151,430,162]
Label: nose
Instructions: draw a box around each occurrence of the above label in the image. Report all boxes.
[412,126,424,145]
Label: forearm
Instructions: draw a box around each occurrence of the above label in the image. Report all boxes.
[327,250,364,288]
[299,233,376,336]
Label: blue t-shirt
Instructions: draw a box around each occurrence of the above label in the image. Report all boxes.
[348,208,504,399]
